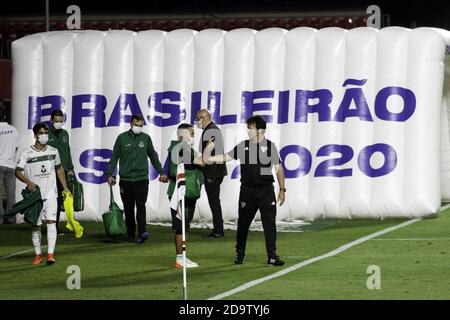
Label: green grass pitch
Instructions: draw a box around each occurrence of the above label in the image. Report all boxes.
[1,207,450,300]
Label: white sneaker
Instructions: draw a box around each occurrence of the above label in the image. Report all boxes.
[175,257,199,269]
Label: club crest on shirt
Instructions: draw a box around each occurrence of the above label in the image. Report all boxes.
[261,146,268,153]
[139,141,145,148]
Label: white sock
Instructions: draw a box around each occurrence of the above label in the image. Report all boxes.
[176,254,183,260]
[31,228,42,255]
[47,223,57,254]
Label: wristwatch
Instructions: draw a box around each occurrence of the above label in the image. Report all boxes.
[280,188,286,192]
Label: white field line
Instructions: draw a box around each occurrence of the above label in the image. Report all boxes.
[0,246,46,260]
[370,238,450,241]
[208,204,450,300]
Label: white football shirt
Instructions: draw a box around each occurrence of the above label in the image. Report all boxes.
[0,122,19,169]
[16,145,61,200]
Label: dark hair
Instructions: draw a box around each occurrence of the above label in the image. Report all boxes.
[33,122,49,135]
[246,115,266,130]
[177,123,193,136]
[50,109,64,120]
[131,114,144,122]
[177,123,193,130]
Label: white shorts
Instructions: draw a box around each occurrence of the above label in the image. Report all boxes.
[36,197,57,226]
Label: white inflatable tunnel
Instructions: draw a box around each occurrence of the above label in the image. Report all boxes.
[11,27,450,221]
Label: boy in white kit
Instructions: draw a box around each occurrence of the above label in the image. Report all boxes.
[15,122,70,265]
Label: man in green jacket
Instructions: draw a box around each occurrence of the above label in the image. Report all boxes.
[107,114,168,243]
[47,109,74,235]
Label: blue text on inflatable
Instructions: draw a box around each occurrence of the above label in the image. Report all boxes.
[27,79,416,128]
[78,143,398,184]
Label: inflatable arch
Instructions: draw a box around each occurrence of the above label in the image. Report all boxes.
[11,27,450,221]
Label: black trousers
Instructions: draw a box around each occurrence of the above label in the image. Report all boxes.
[204,177,224,234]
[119,180,149,238]
[236,184,277,259]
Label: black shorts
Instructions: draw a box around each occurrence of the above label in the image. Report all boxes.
[171,197,197,235]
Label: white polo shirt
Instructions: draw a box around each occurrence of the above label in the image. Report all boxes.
[16,145,61,200]
[0,122,19,169]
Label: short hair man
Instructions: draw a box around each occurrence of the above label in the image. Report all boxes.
[15,122,70,265]
[195,109,227,238]
[107,114,169,243]
[0,99,19,224]
[204,115,286,266]
[166,123,204,268]
[47,109,75,234]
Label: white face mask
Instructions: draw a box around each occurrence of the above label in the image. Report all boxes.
[53,122,63,130]
[38,134,49,145]
[132,125,143,135]
[195,119,202,129]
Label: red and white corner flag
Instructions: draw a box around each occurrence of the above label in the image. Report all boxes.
[170,163,188,300]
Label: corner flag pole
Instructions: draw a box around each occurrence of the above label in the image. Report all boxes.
[181,196,187,300]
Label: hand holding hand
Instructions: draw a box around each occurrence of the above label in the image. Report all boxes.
[108,176,116,186]
[159,175,169,183]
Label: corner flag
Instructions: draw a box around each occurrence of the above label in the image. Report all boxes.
[169,163,188,300]
[170,163,186,216]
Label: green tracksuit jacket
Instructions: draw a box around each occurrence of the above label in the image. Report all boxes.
[107,129,164,182]
[47,127,74,171]
[4,186,43,225]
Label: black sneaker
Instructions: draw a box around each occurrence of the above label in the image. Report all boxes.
[207,232,225,239]
[234,251,245,265]
[267,256,285,266]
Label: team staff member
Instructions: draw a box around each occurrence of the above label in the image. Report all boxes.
[15,123,70,265]
[47,109,75,235]
[205,115,286,266]
[0,99,18,224]
[107,114,168,243]
[195,109,227,238]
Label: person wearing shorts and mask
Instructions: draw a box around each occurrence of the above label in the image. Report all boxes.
[15,122,70,265]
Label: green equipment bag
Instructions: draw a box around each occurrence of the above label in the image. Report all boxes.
[102,186,124,237]
[168,169,204,199]
[66,174,84,212]
[185,169,204,199]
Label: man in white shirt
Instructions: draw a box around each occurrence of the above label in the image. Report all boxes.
[15,122,70,265]
[0,99,18,224]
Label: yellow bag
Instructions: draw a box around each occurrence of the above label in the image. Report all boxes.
[62,191,84,238]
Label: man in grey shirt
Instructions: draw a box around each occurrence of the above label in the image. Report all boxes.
[0,99,19,224]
